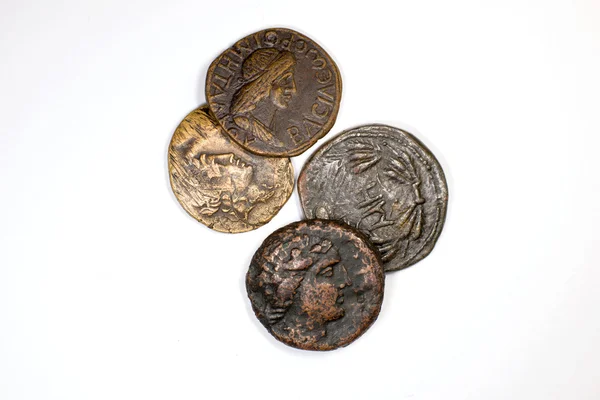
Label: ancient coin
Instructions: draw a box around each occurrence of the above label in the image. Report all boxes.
[246,219,384,351]
[206,28,342,157]
[298,125,448,272]
[168,105,294,233]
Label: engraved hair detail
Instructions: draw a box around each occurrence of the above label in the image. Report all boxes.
[231,49,296,115]
[257,236,338,325]
[172,144,273,222]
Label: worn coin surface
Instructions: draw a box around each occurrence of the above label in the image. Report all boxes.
[206,28,342,157]
[168,105,294,233]
[298,125,448,271]
[246,219,384,351]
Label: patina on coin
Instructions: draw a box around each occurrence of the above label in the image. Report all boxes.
[298,125,448,271]
[246,219,384,351]
[168,105,294,233]
[206,28,342,157]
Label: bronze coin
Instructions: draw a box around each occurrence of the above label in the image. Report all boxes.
[246,219,384,351]
[298,125,448,272]
[168,105,294,233]
[206,28,342,157]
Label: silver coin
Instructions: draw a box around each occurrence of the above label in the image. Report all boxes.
[298,124,448,272]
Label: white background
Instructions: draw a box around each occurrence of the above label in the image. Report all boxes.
[1,0,599,399]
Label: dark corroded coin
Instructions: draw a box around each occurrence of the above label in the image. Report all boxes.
[298,125,448,272]
[246,220,384,351]
[168,105,294,233]
[206,28,342,157]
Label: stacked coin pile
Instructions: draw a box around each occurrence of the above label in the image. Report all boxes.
[168,28,448,351]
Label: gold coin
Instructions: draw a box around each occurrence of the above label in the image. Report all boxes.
[168,105,294,233]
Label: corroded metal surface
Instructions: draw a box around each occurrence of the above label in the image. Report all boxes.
[298,125,448,271]
[206,28,342,157]
[246,220,384,351]
[168,105,293,233]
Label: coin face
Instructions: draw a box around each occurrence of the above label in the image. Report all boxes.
[168,105,294,233]
[298,125,448,271]
[206,28,342,157]
[246,220,384,351]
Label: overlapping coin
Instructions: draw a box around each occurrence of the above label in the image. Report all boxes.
[167,26,451,351]
[298,124,448,271]
[246,219,384,351]
[168,105,294,233]
[206,28,342,157]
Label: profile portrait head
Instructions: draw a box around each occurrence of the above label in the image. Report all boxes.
[256,235,352,339]
[169,108,276,226]
[186,152,274,218]
[230,49,297,143]
[232,48,297,114]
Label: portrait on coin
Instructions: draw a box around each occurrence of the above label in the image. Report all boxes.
[173,148,274,220]
[230,48,297,146]
[246,220,385,350]
[206,28,342,157]
[256,235,353,345]
[167,106,295,233]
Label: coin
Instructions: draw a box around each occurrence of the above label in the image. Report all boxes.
[168,105,294,233]
[206,28,342,157]
[298,125,448,271]
[246,219,384,351]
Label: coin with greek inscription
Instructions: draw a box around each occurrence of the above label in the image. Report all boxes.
[206,28,342,157]
[168,105,294,233]
[246,220,384,351]
[298,125,448,272]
